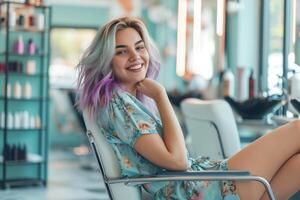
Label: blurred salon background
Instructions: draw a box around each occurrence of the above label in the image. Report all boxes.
[0,0,300,199]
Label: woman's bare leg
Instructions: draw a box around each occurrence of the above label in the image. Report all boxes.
[260,153,300,200]
[228,120,300,200]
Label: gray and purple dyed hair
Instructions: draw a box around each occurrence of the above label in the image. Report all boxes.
[76,17,161,116]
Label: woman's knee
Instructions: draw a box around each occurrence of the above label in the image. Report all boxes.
[285,120,300,142]
[289,119,300,132]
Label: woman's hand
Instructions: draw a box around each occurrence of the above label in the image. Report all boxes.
[136,78,166,101]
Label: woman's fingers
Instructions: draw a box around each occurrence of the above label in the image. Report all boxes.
[136,78,165,100]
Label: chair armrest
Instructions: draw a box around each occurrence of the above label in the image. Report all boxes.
[107,170,275,200]
[156,170,251,176]
[108,170,252,184]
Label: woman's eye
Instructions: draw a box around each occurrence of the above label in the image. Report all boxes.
[116,50,127,55]
[136,46,145,51]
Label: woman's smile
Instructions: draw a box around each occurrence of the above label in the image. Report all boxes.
[126,62,144,72]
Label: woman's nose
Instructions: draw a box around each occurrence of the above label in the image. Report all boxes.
[129,50,139,61]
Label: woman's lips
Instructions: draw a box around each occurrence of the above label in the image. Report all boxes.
[127,63,144,72]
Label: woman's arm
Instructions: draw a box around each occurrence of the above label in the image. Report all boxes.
[134,78,188,170]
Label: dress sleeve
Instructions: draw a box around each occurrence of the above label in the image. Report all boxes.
[108,93,160,147]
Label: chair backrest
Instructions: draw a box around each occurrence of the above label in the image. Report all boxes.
[83,110,142,200]
[180,98,241,159]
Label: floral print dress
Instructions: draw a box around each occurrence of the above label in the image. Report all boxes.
[97,88,240,200]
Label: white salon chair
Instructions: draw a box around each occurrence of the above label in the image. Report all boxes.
[180,98,241,159]
[83,109,275,200]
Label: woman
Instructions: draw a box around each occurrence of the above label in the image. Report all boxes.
[77,17,300,200]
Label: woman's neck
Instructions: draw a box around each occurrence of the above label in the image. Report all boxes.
[122,84,137,96]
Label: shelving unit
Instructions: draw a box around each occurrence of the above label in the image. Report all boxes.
[0,1,51,188]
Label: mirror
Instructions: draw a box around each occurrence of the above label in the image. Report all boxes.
[179,0,225,82]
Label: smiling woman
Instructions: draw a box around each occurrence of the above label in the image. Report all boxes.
[76,16,300,200]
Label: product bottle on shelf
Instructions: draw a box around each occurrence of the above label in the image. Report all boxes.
[30,116,35,128]
[6,83,11,98]
[26,60,36,74]
[27,39,36,55]
[28,15,35,27]
[35,115,41,128]
[0,17,5,29]
[8,8,16,28]
[7,112,14,129]
[14,112,21,129]
[35,0,43,6]
[23,81,32,99]
[12,144,17,161]
[14,35,24,54]
[248,69,255,99]
[36,13,44,30]
[16,143,22,160]
[17,15,25,27]
[23,111,30,129]
[13,81,22,99]
[23,144,27,160]
[3,144,11,161]
[10,144,16,161]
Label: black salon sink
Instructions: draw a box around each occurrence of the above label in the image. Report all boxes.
[225,95,284,119]
[290,99,300,114]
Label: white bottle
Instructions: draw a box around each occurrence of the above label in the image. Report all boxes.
[36,13,44,30]
[23,111,30,129]
[30,116,35,129]
[7,112,14,129]
[14,112,21,129]
[9,8,16,28]
[23,82,32,99]
[13,81,22,99]
[6,83,11,98]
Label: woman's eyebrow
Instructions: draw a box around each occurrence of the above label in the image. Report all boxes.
[135,40,143,45]
[115,45,127,49]
[115,40,144,49]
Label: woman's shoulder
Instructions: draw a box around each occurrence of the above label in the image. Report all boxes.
[98,87,140,121]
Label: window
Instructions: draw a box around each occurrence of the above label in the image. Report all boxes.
[50,28,96,89]
[267,0,284,95]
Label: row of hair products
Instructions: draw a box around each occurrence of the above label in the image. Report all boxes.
[26,0,44,6]
[3,8,45,30]
[223,68,255,100]
[0,60,37,74]
[0,111,41,129]
[2,81,32,99]
[13,36,37,55]
[3,143,27,161]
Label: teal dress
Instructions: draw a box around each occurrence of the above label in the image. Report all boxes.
[97,88,240,200]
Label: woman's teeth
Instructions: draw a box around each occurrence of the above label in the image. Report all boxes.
[127,64,143,71]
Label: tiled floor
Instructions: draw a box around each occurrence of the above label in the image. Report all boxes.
[0,148,109,200]
[1,148,300,200]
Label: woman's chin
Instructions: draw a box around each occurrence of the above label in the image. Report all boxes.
[134,76,146,83]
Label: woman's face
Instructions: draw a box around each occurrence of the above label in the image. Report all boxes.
[111,28,149,92]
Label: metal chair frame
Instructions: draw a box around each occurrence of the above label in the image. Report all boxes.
[86,130,276,200]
